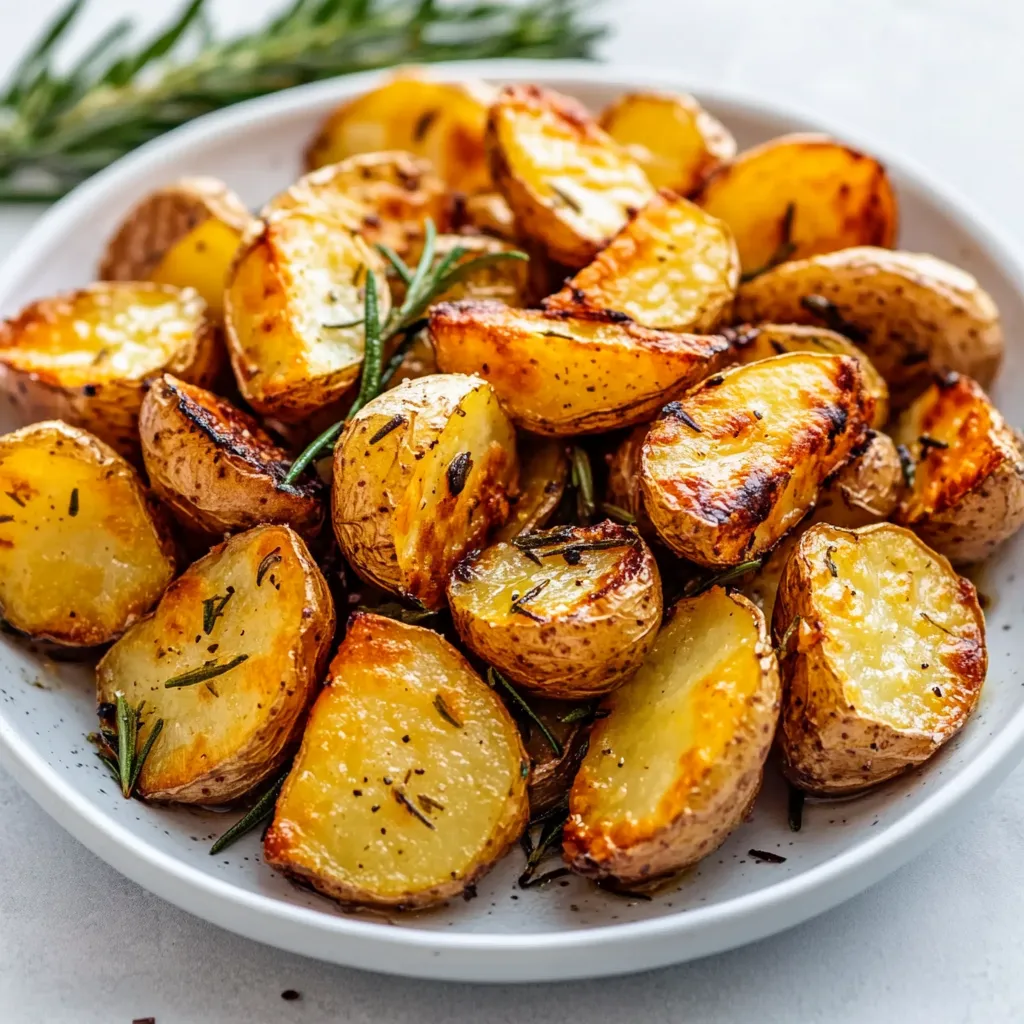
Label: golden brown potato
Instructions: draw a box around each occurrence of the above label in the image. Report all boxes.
[139,374,324,539]
[733,247,1004,407]
[460,192,517,241]
[332,373,517,609]
[640,353,874,566]
[447,522,663,700]
[0,282,219,457]
[893,373,1024,563]
[696,134,898,274]
[493,437,568,542]
[543,190,739,332]
[0,421,175,647]
[96,524,334,803]
[487,84,655,267]
[430,301,734,436]
[772,522,986,795]
[305,72,495,195]
[99,177,252,318]
[263,612,528,910]
[430,233,531,306]
[599,90,736,195]
[563,587,780,884]
[605,423,657,539]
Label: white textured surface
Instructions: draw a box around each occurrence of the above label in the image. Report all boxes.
[1,0,1023,1019]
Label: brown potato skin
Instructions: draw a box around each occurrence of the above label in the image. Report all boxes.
[139,374,324,539]
[493,437,568,543]
[605,423,657,541]
[525,702,590,817]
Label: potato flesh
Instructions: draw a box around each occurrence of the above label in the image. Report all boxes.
[151,216,243,317]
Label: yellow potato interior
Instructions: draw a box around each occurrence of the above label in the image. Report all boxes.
[151,216,243,317]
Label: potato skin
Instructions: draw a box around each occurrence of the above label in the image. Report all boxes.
[772,523,986,795]
[605,423,657,540]
[893,373,1024,563]
[493,437,568,543]
[139,373,324,538]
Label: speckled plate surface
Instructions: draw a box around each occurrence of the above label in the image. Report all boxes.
[1,60,1023,983]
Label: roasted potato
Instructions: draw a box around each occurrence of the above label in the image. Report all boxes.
[305,72,495,195]
[599,90,736,195]
[773,522,986,795]
[99,177,252,318]
[448,522,663,700]
[640,353,874,566]
[892,373,1024,563]
[139,374,324,539]
[733,247,1004,407]
[563,587,780,884]
[696,134,898,273]
[430,233,531,306]
[0,421,174,646]
[494,438,568,542]
[263,612,528,910]
[96,524,334,803]
[459,192,517,241]
[605,423,657,539]
[0,282,219,457]
[332,373,517,609]
[543,190,739,332]
[486,84,655,267]
[430,301,734,436]
[523,699,592,817]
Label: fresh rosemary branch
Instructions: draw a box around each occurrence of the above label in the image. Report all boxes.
[209,769,289,855]
[0,0,605,202]
[97,693,163,799]
[487,666,561,757]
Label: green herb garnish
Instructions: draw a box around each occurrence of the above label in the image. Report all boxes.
[164,653,249,689]
[683,558,763,597]
[201,587,235,634]
[570,445,595,524]
[255,548,282,587]
[599,502,636,524]
[487,667,561,757]
[110,692,163,799]
[68,487,79,517]
[209,770,288,855]
[394,787,435,829]
[518,806,568,888]
[433,692,463,729]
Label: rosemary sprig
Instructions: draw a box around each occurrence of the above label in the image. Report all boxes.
[518,805,569,888]
[209,769,288,855]
[570,445,595,524]
[487,667,561,757]
[105,693,163,798]
[164,653,249,688]
[682,558,763,597]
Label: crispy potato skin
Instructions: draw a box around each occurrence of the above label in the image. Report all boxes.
[696,134,898,273]
[599,90,736,195]
[772,523,986,795]
[139,374,324,538]
[430,300,734,436]
[605,423,658,540]
[543,190,740,332]
[893,374,1024,563]
[96,525,334,803]
[0,283,219,458]
[264,613,528,910]
[332,373,517,609]
[487,84,655,267]
[0,420,175,646]
[524,700,590,817]
[448,522,663,700]
[641,353,874,566]
[734,247,1003,407]
[563,588,780,884]
[493,437,568,542]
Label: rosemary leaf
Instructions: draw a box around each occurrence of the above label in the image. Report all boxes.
[487,667,561,757]
[209,770,288,855]
[164,653,249,689]
[570,445,595,524]
[115,692,137,799]
[683,558,763,597]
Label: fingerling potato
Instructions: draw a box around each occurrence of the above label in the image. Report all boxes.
[493,437,569,542]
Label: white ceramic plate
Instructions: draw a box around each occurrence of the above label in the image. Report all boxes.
[1,59,1023,984]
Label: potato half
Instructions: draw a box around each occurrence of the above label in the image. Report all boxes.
[893,373,1024,563]
[772,523,986,795]
[640,353,874,566]
[139,374,324,538]
[599,90,736,195]
[263,612,528,910]
[733,246,1003,407]
[493,437,568,542]
[524,699,592,817]
[448,522,663,700]
[99,177,252,317]
[605,423,657,540]
[460,192,518,241]
[696,134,898,273]
[0,282,219,457]
[96,525,334,803]
[430,233,531,307]
[563,587,780,885]
[430,300,734,436]
[332,373,517,609]
[0,421,175,646]
[487,84,655,266]
[543,190,739,332]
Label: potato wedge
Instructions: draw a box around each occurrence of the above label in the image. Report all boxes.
[0,282,219,457]
[96,525,334,803]
[332,373,517,609]
[448,522,663,700]
[430,233,531,307]
[99,177,252,318]
[563,587,779,884]
[892,373,1024,563]
[430,301,734,436]
[460,192,517,241]
[0,421,175,646]
[543,190,739,332]
[139,374,324,538]
[493,438,568,542]
[599,90,736,195]
[696,134,898,273]
[263,612,528,910]
[305,72,495,195]
[487,84,655,267]
[640,353,874,566]
[772,522,986,795]
[733,247,1003,407]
